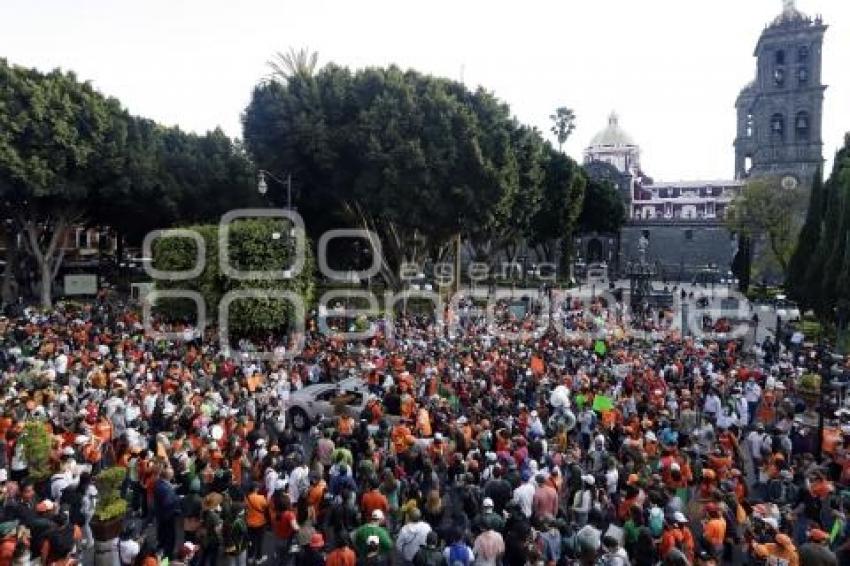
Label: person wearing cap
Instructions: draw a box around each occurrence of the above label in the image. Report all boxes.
[750,532,800,566]
[352,509,392,558]
[473,498,504,534]
[798,528,837,566]
[360,480,389,522]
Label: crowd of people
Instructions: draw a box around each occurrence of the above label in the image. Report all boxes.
[0,293,848,566]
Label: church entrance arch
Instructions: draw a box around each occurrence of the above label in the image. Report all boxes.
[587,238,604,263]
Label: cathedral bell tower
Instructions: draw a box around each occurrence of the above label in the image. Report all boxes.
[734,0,826,186]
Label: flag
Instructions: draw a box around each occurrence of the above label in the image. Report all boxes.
[594,340,607,356]
[592,394,615,413]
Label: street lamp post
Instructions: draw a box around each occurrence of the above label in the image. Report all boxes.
[257,170,293,209]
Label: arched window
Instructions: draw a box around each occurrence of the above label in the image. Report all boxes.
[776,49,786,65]
[795,111,810,140]
[746,113,754,137]
[771,114,785,140]
[798,46,809,63]
[744,156,753,175]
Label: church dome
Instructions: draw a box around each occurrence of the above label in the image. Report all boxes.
[589,112,636,147]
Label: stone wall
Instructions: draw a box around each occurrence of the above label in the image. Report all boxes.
[620,221,735,280]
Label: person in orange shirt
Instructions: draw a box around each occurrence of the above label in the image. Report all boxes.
[360,481,389,520]
[244,483,269,564]
[325,535,357,566]
[702,503,726,559]
[305,473,327,523]
[750,533,799,566]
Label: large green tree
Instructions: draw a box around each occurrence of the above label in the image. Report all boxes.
[577,178,626,234]
[726,177,802,277]
[786,170,824,307]
[243,63,574,287]
[526,148,586,267]
[0,59,128,307]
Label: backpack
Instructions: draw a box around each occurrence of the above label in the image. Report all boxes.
[648,506,664,537]
[448,543,471,566]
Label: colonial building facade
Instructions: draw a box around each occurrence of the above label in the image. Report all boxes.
[580,1,825,280]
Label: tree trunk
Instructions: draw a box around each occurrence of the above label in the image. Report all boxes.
[1,230,17,305]
[21,214,72,309]
[39,261,52,309]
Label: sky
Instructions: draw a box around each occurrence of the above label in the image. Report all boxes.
[1,0,848,181]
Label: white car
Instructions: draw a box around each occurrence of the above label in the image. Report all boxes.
[286,378,373,431]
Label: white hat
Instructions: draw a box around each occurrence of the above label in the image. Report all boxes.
[582,474,596,486]
[0,469,7,483]
[371,509,384,521]
[530,410,538,418]
[670,462,681,472]
[673,512,688,524]
[74,435,89,445]
[61,446,75,457]
[482,497,494,508]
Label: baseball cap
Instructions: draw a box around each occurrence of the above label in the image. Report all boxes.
[482,497,494,508]
[371,509,385,521]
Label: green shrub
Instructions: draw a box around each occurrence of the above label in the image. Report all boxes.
[19,421,51,481]
[94,467,127,522]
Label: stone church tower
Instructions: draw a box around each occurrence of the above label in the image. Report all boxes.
[734,1,826,185]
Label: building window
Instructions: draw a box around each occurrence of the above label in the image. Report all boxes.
[685,230,693,241]
[773,67,785,86]
[798,66,808,84]
[776,49,786,65]
[795,111,810,140]
[798,46,809,63]
[770,114,785,140]
[744,155,753,175]
[746,113,754,137]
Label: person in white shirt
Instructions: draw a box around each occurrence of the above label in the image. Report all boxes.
[703,391,721,422]
[395,508,431,562]
[744,379,762,426]
[512,472,535,518]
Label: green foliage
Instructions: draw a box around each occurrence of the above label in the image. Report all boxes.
[787,171,824,306]
[0,58,259,305]
[799,372,821,393]
[577,178,626,234]
[94,467,127,522]
[152,218,314,335]
[526,149,586,265]
[243,64,586,285]
[802,137,850,317]
[726,178,802,275]
[549,107,576,152]
[18,421,52,481]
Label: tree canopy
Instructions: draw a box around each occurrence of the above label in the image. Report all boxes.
[243,63,587,285]
[0,58,259,306]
